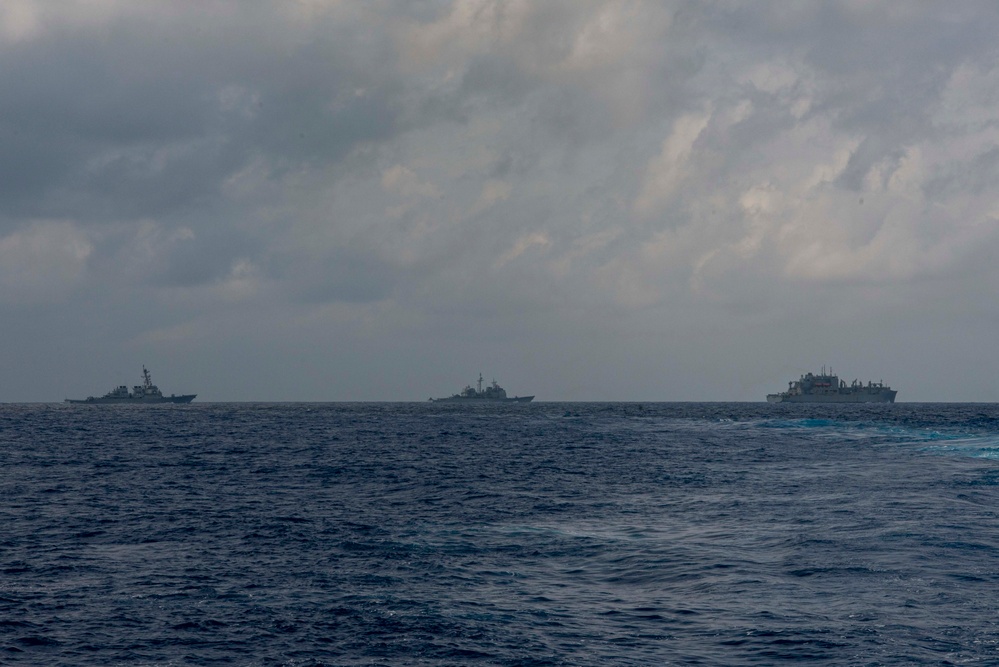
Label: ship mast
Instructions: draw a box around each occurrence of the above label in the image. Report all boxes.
[477,372,483,394]
[143,366,153,390]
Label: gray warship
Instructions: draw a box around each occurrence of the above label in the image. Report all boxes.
[66,366,196,404]
[431,374,534,403]
[766,367,896,403]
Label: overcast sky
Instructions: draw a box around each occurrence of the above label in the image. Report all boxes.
[2,1,998,402]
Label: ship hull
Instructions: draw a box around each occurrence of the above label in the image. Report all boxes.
[430,396,534,403]
[766,391,896,403]
[65,394,197,404]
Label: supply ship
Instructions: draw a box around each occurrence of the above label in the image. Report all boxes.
[66,366,196,404]
[767,367,896,403]
[431,374,534,403]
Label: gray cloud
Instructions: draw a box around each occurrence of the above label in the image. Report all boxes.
[2,1,999,401]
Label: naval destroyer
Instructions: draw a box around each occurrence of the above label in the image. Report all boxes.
[66,366,196,404]
[766,367,896,403]
[431,374,534,403]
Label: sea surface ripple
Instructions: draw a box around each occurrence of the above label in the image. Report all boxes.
[2,402,998,665]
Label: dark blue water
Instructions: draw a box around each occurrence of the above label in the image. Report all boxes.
[2,402,998,665]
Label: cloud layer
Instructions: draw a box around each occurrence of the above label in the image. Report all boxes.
[2,1,998,401]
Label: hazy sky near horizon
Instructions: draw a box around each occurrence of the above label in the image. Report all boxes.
[2,1,999,401]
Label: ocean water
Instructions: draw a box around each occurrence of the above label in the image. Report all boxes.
[2,402,998,666]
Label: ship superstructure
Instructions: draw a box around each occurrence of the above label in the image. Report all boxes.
[66,366,196,404]
[431,374,534,403]
[766,367,896,403]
